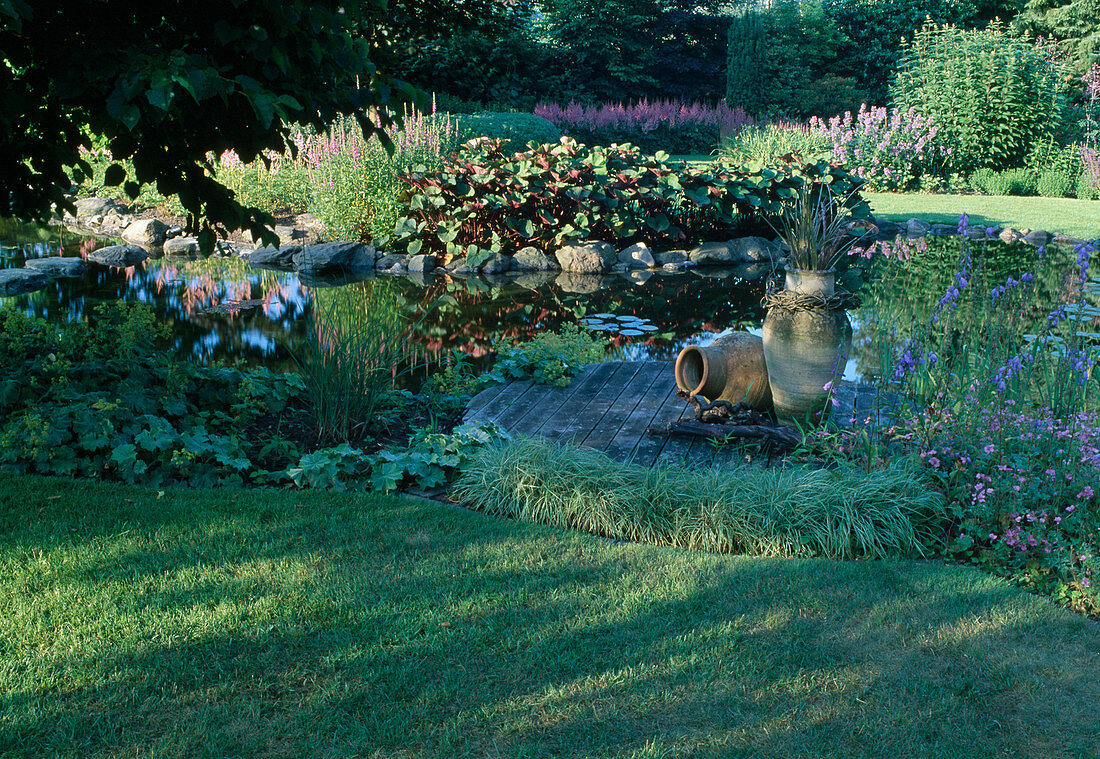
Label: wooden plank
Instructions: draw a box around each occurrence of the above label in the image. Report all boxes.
[527,361,621,438]
[581,361,671,454]
[684,434,719,468]
[494,366,599,433]
[539,361,647,445]
[466,379,535,425]
[463,382,507,420]
[632,384,694,467]
[604,363,679,465]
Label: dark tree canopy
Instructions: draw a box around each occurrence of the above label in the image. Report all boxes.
[0,0,408,247]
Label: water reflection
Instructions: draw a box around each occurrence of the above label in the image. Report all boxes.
[2,219,1091,376]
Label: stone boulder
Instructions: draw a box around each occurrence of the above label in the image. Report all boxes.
[478,252,509,275]
[243,224,306,245]
[24,257,86,277]
[72,197,121,217]
[655,249,688,266]
[163,236,201,256]
[121,219,168,248]
[929,223,957,236]
[87,244,148,267]
[1024,230,1053,246]
[1054,233,1086,247]
[618,242,656,269]
[873,219,901,237]
[999,227,1024,244]
[689,237,778,266]
[376,253,409,275]
[555,241,617,273]
[512,246,558,271]
[408,254,436,273]
[732,236,780,263]
[688,241,739,265]
[906,218,931,236]
[247,245,302,267]
[445,259,476,276]
[0,269,50,296]
[292,242,375,274]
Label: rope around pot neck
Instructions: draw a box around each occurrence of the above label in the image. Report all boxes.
[762,283,861,312]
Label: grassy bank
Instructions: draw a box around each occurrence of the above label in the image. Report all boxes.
[2,475,1099,757]
[865,192,1100,239]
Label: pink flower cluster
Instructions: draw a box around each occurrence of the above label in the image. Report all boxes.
[535,99,753,138]
[808,105,949,192]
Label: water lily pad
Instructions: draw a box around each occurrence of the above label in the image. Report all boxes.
[594,312,616,319]
[620,328,644,336]
[635,323,658,331]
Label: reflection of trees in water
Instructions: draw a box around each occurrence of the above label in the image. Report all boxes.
[390,273,769,362]
[854,236,1088,381]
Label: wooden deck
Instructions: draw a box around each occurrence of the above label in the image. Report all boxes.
[464,361,893,467]
[463,360,740,467]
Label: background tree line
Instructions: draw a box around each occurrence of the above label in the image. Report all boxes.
[390,0,1096,116]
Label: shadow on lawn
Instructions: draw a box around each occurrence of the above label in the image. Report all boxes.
[3,483,1100,758]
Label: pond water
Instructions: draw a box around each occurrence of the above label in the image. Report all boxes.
[0,219,1093,385]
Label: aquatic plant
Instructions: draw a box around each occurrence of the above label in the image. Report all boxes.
[293,280,416,445]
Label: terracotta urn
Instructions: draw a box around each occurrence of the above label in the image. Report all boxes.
[762,269,851,426]
[674,332,772,411]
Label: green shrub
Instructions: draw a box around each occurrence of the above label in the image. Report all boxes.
[995,169,1037,196]
[971,168,1036,196]
[823,0,979,102]
[749,0,865,119]
[456,112,562,151]
[217,156,312,213]
[718,124,833,164]
[1036,170,1076,198]
[454,437,945,559]
[391,137,867,268]
[892,23,1071,174]
[308,111,458,242]
[0,304,303,487]
[490,324,607,386]
[969,167,996,194]
[1078,172,1100,200]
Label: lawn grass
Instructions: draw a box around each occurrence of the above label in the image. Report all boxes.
[2,475,1099,758]
[865,192,1100,239]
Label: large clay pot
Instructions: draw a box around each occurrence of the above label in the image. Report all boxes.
[675,332,772,411]
[762,269,851,426]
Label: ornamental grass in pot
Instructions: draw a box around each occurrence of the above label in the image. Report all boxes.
[762,182,873,426]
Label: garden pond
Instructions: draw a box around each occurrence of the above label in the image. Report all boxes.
[1,218,1096,387]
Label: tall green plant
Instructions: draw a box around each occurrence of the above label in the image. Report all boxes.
[294,281,415,445]
[726,10,767,116]
[892,23,1070,173]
